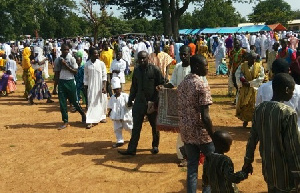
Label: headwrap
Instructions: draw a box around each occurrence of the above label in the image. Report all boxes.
[75,51,83,58]
[22,47,32,70]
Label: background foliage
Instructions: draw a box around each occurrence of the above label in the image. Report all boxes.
[0,0,299,41]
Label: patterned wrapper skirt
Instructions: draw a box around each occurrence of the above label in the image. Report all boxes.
[28,79,51,100]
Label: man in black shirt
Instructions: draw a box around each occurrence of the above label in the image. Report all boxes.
[118,51,164,155]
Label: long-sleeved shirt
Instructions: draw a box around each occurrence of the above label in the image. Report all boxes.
[128,64,164,104]
[256,81,300,127]
[245,101,300,191]
[203,153,248,193]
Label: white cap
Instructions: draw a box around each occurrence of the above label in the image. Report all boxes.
[111,77,121,89]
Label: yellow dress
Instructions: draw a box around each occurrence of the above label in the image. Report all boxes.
[22,47,35,98]
[236,62,262,122]
[100,49,114,73]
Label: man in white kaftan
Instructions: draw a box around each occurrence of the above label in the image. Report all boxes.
[261,32,267,58]
[84,50,107,126]
[121,42,131,68]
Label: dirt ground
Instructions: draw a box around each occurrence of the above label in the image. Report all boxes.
[0,59,267,193]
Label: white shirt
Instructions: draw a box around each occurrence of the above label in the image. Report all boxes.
[121,45,131,66]
[110,59,126,83]
[169,62,191,87]
[5,59,17,81]
[256,81,300,127]
[54,53,78,80]
[136,42,148,54]
[250,35,256,46]
[108,93,132,121]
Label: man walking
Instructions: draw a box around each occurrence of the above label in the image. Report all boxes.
[54,43,86,129]
[243,73,300,192]
[178,54,215,193]
[118,51,164,155]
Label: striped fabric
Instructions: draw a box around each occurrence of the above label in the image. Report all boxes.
[203,153,247,193]
[245,101,300,191]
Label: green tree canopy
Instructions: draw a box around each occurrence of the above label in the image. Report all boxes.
[0,0,88,40]
[193,0,243,28]
[105,0,256,40]
[292,10,300,20]
[248,0,292,25]
[179,0,244,29]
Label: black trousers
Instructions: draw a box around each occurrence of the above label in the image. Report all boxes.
[127,102,160,153]
[106,73,113,97]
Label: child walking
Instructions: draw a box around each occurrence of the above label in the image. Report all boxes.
[107,77,132,148]
[203,130,249,193]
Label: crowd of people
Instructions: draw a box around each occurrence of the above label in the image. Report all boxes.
[0,30,300,192]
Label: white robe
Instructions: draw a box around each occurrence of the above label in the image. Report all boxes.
[110,59,126,84]
[214,42,226,70]
[121,45,131,67]
[260,34,267,58]
[5,59,17,81]
[84,59,107,123]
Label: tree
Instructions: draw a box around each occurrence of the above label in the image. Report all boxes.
[81,0,102,43]
[0,0,82,40]
[292,10,300,20]
[105,0,257,40]
[40,0,79,38]
[248,0,292,25]
[192,0,243,28]
[179,13,196,29]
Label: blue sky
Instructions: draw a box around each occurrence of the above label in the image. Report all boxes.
[75,0,300,19]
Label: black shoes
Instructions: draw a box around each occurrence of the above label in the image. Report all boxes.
[118,150,136,156]
[151,147,159,154]
[118,147,159,155]
[112,143,124,148]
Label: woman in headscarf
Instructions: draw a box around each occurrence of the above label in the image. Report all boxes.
[225,34,233,56]
[214,40,226,75]
[22,45,35,99]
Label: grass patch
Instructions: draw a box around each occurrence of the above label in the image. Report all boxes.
[212,95,234,103]
[180,167,187,172]
[9,145,16,147]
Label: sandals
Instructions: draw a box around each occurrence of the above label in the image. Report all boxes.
[86,124,93,129]
[100,119,107,123]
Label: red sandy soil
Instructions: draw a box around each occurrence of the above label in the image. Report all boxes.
[0,60,267,192]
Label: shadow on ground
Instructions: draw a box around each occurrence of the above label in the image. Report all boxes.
[61,140,179,174]
[5,121,85,129]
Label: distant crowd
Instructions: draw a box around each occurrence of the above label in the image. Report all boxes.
[0,30,300,192]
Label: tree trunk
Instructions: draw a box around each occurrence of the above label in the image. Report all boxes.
[93,24,99,45]
[161,0,172,36]
[169,0,178,40]
[171,0,190,41]
[172,16,179,41]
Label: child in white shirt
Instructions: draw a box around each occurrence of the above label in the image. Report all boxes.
[107,77,132,148]
[110,51,126,89]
